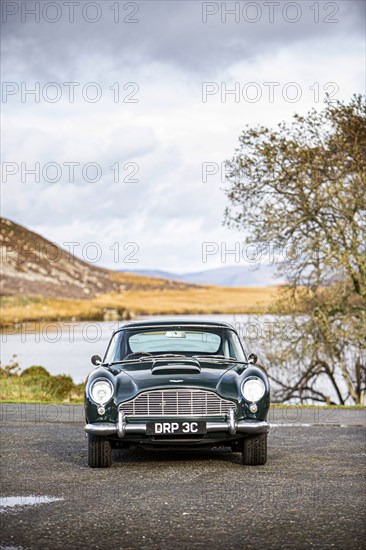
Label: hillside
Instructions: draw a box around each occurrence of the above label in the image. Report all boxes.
[0,218,192,299]
[0,218,280,325]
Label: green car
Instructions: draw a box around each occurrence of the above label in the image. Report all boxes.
[84,320,270,467]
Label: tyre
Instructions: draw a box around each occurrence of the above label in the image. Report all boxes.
[242,433,267,465]
[88,434,112,468]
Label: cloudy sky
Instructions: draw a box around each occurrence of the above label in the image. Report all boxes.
[1,0,365,272]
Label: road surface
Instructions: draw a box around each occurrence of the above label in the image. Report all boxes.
[1,405,365,549]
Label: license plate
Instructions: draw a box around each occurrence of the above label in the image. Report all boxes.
[146,420,207,435]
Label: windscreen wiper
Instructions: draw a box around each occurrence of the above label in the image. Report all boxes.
[109,357,152,365]
[193,355,245,363]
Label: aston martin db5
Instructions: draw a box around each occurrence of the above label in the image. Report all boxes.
[84,320,270,467]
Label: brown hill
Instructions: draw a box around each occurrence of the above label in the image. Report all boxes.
[0,218,191,299]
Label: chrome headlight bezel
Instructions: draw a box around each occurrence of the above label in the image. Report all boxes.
[89,377,114,406]
[241,376,266,403]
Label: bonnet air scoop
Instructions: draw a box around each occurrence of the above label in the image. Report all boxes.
[151,358,201,375]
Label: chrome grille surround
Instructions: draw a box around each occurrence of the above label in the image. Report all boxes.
[118,389,236,418]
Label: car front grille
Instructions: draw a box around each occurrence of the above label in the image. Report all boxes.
[118,389,236,418]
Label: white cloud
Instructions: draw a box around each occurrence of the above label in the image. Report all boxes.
[1,1,364,271]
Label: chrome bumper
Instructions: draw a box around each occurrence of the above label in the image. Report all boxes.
[84,410,269,438]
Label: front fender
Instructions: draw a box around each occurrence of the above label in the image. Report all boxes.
[237,365,270,421]
[84,367,117,423]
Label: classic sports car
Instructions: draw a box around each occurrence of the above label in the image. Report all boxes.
[84,320,270,467]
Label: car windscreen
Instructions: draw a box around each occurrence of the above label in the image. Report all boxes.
[104,327,246,362]
[129,330,221,354]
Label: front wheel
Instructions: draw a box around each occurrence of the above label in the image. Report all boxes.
[88,434,112,468]
[242,433,268,465]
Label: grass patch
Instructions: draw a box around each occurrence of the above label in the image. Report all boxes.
[0,357,83,404]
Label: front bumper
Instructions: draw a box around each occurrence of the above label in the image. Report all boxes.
[84,409,269,438]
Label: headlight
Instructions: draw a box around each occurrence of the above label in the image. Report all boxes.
[89,378,114,405]
[241,377,265,402]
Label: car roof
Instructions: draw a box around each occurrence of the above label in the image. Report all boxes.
[120,319,235,330]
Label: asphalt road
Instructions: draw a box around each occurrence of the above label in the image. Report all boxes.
[1,409,365,550]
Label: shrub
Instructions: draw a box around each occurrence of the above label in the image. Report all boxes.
[45,374,75,399]
[20,366,50,378]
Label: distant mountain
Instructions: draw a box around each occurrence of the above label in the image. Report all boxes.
[124,265,284,287]
[1,217,281,302]
[0,218,193,299]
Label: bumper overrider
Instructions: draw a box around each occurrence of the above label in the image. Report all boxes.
[84,408,269,438]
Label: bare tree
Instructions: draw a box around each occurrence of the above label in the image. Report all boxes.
[225,95,366,404]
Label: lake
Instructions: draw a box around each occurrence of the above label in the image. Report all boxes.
[0,314,349,403]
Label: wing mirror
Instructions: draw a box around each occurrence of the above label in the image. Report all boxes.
[248,353,258,365]
[91,355,102,366]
